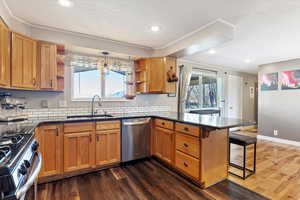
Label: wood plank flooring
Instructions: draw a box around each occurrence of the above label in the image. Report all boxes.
[27,159,267,200]
[229,137,300,200]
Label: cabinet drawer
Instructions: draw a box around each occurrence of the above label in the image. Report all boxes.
[155,119,174,130]
[176,133,200,158]
[64,122,93,133]
[175,150,199,179]
[175,123,200,137]
[96,120,120,130]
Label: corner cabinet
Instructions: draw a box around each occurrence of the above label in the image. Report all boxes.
[35,125,63,178]
[38,42,57,90]
[136,57,177,94]
[11,33,37,89]
[0,20,11,87]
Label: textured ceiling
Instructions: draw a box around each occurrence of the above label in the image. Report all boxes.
[5,0,300,73]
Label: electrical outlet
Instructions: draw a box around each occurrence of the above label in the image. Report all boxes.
[274,130,278,136]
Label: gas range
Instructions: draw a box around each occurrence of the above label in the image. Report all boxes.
[0,122,40,200]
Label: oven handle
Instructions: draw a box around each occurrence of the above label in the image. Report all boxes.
[123,118,151,126]
[16,152,42,200]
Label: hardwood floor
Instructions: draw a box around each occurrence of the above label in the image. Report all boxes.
[229,137,300,200]
[27,159,267,200]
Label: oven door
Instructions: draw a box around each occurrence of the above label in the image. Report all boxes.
[15,152,42,200]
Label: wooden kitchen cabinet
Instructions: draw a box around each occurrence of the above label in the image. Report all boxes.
[136,57,177,94]
[63,131,94,172]
[11,32,37,89]
[38,42,57,90]
[154,126,174,164]
[35,125,63,178]
[0,19,11,87]
[95,129,120,166]
[95,121,121,166]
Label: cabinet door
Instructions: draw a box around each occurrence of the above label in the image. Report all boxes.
[36,125,63,178]
[39,43,57,90]
[0,24,10,87]
[22,38,37,88]
[64,132,94,172]
[95,129,120,166]
[11,33,37,89]
[11,33,23,87]
[148,58,165,93]
[154,127,174,164]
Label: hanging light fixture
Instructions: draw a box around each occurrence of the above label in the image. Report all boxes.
[98,51,110,74]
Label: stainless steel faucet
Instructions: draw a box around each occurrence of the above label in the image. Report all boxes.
[91,95,102,116]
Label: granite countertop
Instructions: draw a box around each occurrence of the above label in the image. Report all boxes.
[0,112,255,135]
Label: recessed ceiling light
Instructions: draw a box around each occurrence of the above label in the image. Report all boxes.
[244,59,252,63]
[151,25,160,32]
[208,49,216,54]
[58,0,74,7]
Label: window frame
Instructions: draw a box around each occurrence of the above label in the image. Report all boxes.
[70,67,130,102]
[185,69,219,111]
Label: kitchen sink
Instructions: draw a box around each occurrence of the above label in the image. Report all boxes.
[67,114,114,119]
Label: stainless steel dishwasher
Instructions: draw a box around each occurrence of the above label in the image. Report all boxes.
[122,118,151,162]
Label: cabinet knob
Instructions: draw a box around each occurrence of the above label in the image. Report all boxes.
[183,162,188,167]
[183,143,188,148]
[184,127,189,131]
[162,122,165,125]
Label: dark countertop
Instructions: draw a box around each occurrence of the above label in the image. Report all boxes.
[0,112,255,136]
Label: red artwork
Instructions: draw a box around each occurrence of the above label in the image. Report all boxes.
[281,70,300,90]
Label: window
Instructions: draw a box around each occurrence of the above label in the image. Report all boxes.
[72,66,127,101]
[185,70,218,110]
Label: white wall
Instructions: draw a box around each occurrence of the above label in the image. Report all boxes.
[258,58,300,142]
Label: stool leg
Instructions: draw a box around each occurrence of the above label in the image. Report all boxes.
[243,145,246,179]
[229,143,231,164]
[253,142,257,173]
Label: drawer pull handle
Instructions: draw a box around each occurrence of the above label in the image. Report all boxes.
[184,127,189,131]
[183,143,188,147]
[184,162,188,167]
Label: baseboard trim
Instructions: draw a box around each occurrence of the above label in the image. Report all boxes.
[257,135,300,147]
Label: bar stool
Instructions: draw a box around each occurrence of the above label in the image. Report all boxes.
[229,133,257,179]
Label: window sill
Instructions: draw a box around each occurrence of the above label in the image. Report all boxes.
[71,98,133,102]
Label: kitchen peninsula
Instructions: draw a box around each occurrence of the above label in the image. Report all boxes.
[18,112,252,188]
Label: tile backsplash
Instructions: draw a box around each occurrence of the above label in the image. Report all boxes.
[10,105,171,118]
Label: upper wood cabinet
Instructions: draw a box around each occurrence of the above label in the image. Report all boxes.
[38,42,57,90]
[135,57,177,94]
[0,20,11,87]
[35,125,63,178]
[11,33,37,89]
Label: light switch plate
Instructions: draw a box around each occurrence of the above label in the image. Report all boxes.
[58,100,67,108]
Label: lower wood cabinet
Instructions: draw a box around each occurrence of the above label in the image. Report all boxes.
[175,150,200,179]
[35,125,63,178]
[95,129,120,166]
[154,126,174,164]
[63,131,94,172]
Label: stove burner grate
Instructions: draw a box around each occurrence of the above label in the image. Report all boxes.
[0,146,11,163]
